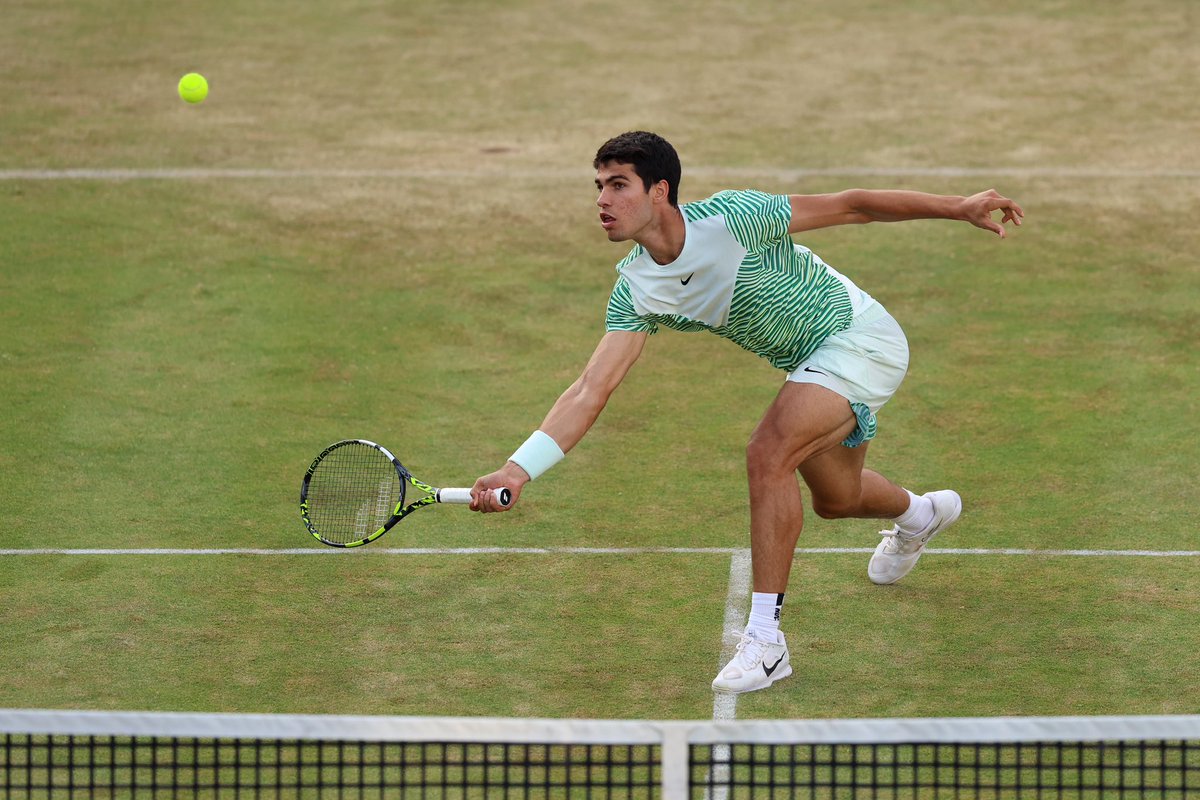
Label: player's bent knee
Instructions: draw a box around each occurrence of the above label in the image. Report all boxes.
[746,428,829,479]
[811,496,859,520]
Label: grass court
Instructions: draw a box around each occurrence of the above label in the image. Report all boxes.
[1,0,1197,721]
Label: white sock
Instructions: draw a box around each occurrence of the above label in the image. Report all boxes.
[746,592,784,641]
[894,490,934,535]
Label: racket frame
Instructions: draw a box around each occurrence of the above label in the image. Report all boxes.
[300,439,486,548]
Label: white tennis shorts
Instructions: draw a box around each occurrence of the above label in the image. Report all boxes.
[787,299,910,448]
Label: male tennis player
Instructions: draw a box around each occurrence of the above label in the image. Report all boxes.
[470,131,1022,694]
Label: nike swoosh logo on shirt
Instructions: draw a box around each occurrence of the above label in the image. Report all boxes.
[680,273,694,285]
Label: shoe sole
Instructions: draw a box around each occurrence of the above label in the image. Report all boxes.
[868,491,962,585]
[711,664,793,695]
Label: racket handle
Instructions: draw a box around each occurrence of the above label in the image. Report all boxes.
[437,487,512,507]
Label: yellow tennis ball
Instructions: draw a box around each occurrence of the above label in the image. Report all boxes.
[178,73,208,104]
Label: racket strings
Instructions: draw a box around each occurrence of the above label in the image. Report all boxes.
[306,444,404,545]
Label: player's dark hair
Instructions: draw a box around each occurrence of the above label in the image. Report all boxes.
[594,131,681,207]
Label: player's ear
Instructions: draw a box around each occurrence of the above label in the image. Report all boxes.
[651,179,670,204]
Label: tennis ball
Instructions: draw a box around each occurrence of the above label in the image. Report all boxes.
[178,73,208,104]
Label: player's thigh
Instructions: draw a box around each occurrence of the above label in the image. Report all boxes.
[797,440,870,509]
[748,381,858,471]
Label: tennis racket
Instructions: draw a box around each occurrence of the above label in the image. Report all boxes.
[300,439,511,548]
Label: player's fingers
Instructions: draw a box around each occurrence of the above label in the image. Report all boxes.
[971,210,1003,237]
[486,497,511,513]
[475,487,505,513]
[469,482,489,512]
[992,197,1022,223]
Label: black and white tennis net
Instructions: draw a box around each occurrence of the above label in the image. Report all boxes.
[1,709,1197,798]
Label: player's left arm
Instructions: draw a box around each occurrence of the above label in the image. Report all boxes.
[788,189,1024,237]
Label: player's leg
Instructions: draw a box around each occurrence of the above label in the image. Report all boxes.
[786,306,963,585]
[799,442,961,585]
[797,441,908,521]
[745,381,861,591]
[712,380,854,694]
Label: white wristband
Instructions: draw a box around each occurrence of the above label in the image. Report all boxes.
[509,430,564,481]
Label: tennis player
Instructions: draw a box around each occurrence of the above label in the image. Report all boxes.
[470,131,1023,694]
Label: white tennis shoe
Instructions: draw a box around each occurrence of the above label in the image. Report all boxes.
[868,490,962,585]
[711,629,792,694]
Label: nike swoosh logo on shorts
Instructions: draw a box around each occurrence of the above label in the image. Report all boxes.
[803,366,826,376]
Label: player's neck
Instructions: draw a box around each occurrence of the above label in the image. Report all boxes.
[637,206,686,265]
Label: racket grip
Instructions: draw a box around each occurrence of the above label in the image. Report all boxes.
[437,487,512,507]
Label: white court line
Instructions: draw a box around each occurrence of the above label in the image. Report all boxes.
[0,547,1197,556]
[705,549,751,800]
[713,549,752,722]
[1,166,1199,181]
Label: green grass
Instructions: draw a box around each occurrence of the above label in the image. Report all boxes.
[1,0,1198,721]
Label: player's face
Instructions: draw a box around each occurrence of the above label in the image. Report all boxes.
[595,162,654,242]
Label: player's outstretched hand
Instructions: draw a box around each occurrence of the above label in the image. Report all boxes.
[962,190,1024,237]
[471,464,528,512]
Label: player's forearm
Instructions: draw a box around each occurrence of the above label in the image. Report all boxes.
[533,330,644,455]
[504,331,644,483]
[847,189,967,224]
[498,380,606,484]
[535,377,610,455]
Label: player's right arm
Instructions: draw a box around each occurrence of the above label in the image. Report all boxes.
[470,330,648,512]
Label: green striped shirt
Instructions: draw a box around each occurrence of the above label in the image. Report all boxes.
[605,190,854,371]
